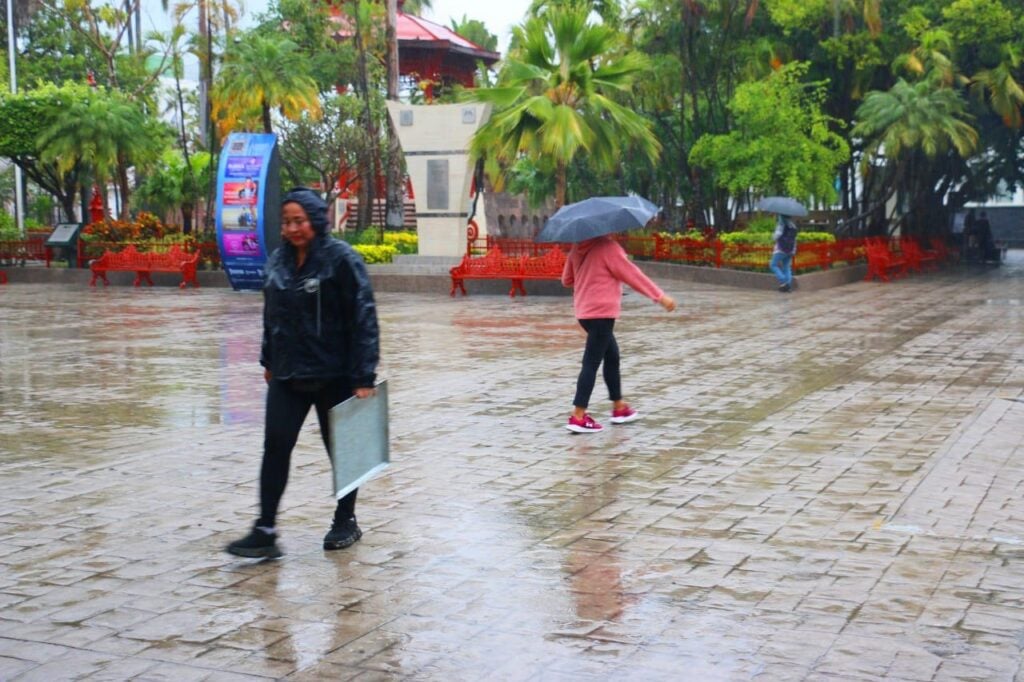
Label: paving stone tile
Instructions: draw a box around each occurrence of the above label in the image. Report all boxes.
[4,265,1024,679]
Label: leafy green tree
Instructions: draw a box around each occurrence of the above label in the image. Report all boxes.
[269,0,358,92]
[399,0,432,14]
[690,63,849,209]
[212,31,321,134]
[37,87,172,220]
[40,0,161,101]
[17,4,95,88]
[0,82,93,221]
[470,3,659,207]
[277,95,378,209]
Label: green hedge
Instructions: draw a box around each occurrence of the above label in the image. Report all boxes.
[719,230,835,246]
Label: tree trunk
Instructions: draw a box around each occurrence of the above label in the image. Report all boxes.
[182,203,194,234]
[555,162,567,208]
[198,0,210,149]
[262,100,273,133]
[115,152,132,220]
[353,3,376,232]
[384,0,405,230]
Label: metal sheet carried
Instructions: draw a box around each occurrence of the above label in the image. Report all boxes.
[329,380,390,500]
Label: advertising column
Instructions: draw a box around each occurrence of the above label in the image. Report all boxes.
[216,133,281,290]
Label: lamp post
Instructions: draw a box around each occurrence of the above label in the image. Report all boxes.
[6,0,24,235]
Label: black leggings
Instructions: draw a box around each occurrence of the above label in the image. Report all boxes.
[573,318,622,409]
[258,378,357,529]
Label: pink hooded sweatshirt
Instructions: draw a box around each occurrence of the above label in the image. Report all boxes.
[561,236,664,320]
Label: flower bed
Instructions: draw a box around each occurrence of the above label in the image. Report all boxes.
[79,214,219,269]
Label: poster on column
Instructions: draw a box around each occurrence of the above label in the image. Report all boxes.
[216,133,281,290]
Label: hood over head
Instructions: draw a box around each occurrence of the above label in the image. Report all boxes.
[282,187,329,236]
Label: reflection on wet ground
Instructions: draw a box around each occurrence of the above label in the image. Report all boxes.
[1,259,1024,679]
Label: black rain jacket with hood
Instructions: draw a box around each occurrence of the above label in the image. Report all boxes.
[260,188,379,387]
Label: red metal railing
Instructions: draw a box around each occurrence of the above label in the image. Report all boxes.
[0,238,52,267]
[471,233,870,274]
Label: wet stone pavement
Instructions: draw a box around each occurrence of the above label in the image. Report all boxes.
[1,259,1024,681]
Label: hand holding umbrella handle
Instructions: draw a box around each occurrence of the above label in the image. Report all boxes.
[658,294,677,312]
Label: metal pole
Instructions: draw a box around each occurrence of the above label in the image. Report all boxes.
[6,0,24,235]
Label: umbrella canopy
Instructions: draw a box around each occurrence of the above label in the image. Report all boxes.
[535,196,660,243]
[756,196,808,218]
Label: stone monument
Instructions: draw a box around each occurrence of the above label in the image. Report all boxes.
[387,102,491,257]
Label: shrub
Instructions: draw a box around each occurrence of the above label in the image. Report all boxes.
[382,231,418,254]
[82,211,170,242]
[797,231,835,244]
[720,231,773,246]
[341,229,418,255]
[353,244,399,264]
[0,213,45,240]
[657,230,705,241]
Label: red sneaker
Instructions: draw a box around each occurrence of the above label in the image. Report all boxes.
[566,413,604,433]
[610,405,640,424]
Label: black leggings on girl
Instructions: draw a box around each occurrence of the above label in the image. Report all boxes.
[572,318,621,409]
[258,378,358,529]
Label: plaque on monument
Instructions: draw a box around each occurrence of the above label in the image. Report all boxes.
[427,159,450,210]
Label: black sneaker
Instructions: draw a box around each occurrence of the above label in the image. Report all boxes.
[226,526,283,559]
[779,283,792,293]
[323,517,362,551]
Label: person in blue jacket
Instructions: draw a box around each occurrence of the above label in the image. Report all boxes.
[227,187,380,559]
[770,214,798,293]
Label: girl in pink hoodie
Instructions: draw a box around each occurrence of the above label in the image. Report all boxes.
[561,235,676,433]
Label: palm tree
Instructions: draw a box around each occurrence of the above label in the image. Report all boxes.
[855,79,977,162]
[969,46,1024,129]
[212,32,321,135]
[135,150,212,233]
[893,29,959,87]
[470,4,659,207]
[853,78,977,233]
[37,88,169,220]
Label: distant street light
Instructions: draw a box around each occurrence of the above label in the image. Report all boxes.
[6,0,25,235]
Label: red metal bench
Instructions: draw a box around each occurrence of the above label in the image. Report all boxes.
[90,244,200,288]
[864,239,908,282]
[450,246,566,297]
[513,247,567,296]
[899,237,940,273]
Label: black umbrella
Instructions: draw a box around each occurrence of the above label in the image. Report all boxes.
[535,196,660,243]
[756,196,808,218]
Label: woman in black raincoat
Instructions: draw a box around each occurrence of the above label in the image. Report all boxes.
[227,188,380,559]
